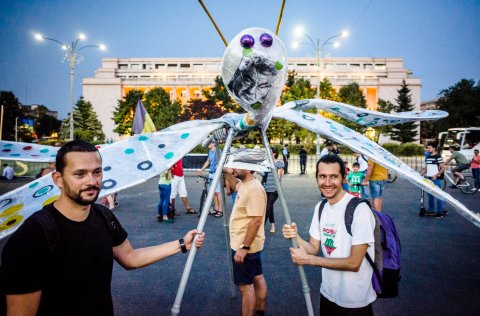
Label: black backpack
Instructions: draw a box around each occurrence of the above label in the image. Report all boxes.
[31,203,117,255]
[318,197,401,298]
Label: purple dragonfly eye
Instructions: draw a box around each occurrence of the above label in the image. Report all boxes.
[259,33,273,47]
[240,34,255,48]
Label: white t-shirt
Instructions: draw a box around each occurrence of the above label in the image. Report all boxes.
[2,166,14,180]
[356,155,369,172]
[320,148,329,158]
[309,193,376,308]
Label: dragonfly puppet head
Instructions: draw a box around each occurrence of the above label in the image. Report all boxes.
[222,27,287,125]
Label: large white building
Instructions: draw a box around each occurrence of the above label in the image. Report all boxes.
[83,57,421,140]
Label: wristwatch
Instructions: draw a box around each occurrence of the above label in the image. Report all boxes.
[240,244,251,250]
[179,238,188,253]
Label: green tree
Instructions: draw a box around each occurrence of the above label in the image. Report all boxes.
[36,114,61,138]
[60,97,105,142]
[268,71,316,145]
[179,98,228,121]
[334,82,367,133]
[433,79,480,134]
[389,80,418,143]
[0,91,24,140]
[203,76,242,113]
[112,90,144,135]
[373,99,395,142]
[144,87,181,130]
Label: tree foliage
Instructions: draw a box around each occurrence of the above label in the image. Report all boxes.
[389,80,418,143]
[112,90,143,135]
[331,82,367,133]
[203,76,242,113]
[60,97,105,141]
[144,88,181,130]
[433,79,480,134]
[0,91,24,141]
[372,99,395,143]
[180,76,240,121]
[268,70,316,145]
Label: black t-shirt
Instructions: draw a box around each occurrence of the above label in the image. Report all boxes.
[0,203,128,316]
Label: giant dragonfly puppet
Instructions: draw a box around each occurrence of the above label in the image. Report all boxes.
[1,1,478,315]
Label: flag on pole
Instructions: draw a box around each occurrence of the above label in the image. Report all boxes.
[132,98,156,135]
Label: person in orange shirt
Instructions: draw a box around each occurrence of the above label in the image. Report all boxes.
[362,161,388,212]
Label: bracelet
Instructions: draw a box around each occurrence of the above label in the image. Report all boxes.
[178,238,187,253]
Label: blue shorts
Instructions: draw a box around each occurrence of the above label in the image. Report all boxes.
[208,173,221,193]
[231,250,263,285]
[370,180,386,198]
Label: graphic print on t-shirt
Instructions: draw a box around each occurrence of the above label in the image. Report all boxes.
[322,223,337,255]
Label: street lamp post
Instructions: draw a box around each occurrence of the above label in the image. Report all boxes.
[35,33,106,141]
[293,28,348,157]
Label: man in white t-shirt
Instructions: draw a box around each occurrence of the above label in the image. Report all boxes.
[2,164,14,180]
[283,155,376,315]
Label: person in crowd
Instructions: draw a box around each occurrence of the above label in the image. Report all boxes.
[171,158,196,214]
[470,149,480,184]
[353,152,370,199]
[224,162,268,316]
[420,142,446,218]
[196,142,223,217]
[0,140,205,315]
[442,145,471,188]
[283,155,376,315]
[1,164,14,180]
[261,147,284,234]
[158,168,173,223]
[299,146,307,175]
[347,162,365,198]
[320,142,333,158]
[282,144,290,174]
[363,160,387,212]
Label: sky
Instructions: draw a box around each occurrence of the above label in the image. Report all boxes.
[1,0,479,120]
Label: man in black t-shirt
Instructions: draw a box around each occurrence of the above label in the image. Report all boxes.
[420,142,446,218]
[0,140,205,315]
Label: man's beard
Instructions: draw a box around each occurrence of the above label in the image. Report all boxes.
[65,184,100,206]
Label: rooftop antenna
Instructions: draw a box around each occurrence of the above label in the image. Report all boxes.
[275,0,286,35]
[197,0,228,47]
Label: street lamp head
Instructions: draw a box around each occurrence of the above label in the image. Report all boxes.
[78,33,86,40]
[34,33,44,41]
[333,41,340,48]
[292,41,299,49]
[61,45,68,50]
[293,26,305,38]
[99,44,107,51]
[341,31,349,38]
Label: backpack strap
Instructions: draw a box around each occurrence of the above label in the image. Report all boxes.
[317,199,328,223]
[344,197,370,235]
[32,206,60,255]
[261,172,268,186]
[92,203,117,232]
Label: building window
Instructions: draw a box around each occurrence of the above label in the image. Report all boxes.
[363,64,373,70]
[155,64,165,69]
[336,63,347,69]
[324,63,334,69]
[350,63,361,69]
[143,64,153,70]
[375,64,386,70]
[192,64,203,69]
[131,64,141,70]
[168,64,178,67]
[119,64,128,69]
[297,63,307,67]
[180,64,190,68]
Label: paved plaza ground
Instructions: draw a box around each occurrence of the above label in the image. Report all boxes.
[1,171,479,315]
